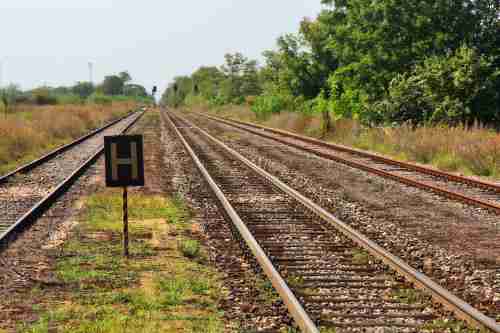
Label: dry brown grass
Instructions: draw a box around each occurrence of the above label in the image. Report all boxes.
[200,105,500,180]
[0,102,134,174]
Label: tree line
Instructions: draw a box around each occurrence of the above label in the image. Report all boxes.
[161,0,500,127]
[0,71,153,112]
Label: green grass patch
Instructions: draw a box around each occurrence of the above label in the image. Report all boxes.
[22,192,225,333]
[85,192,189,232]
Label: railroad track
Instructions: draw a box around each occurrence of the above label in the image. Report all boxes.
[164,110,500,333]
[195,112,500,215]
[0,110,144,251]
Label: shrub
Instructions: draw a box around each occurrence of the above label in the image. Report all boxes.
[251,93,288,120]
[374,46,500,125]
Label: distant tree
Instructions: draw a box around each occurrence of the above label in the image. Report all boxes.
[119,71,132,84]
[123,84,147,97]
[72,82,95,99]
[191,66,225,99]
[102,75,124,95]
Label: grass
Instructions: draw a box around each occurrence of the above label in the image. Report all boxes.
[21,191,225,333]
[0,102,135,175]
[194,105,500,180]
[85,193,188,232]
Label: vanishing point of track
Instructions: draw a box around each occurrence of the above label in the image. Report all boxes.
[164,110,500,333]
[197,112,500,215]
[0,110,144,251]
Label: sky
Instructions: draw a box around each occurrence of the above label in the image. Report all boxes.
[0,1,324,95]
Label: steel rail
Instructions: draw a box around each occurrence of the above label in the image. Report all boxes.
[0,110,139,184]
[163,111,320,333]
[0,111,145,252]
[195,112,500,214]
[171,111,500,333]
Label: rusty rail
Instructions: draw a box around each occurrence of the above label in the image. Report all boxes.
[170,110,500,333]
[163,110,320,333]
[0,111,145,252]
[196,112,500,214]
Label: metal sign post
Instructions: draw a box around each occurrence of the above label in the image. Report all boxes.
[104,135,145,257]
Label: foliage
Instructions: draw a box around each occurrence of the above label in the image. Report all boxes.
[124,84,148,97]
[164,0,499,128]
[72,81,95,99]
[101,75,125,96]
[251,93,289,120]
[374,46,500,125]
[161,53,261,108]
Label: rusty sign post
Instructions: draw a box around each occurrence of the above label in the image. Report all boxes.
[104,135,144,257]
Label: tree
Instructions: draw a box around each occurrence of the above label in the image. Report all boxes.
[72,82,95,99]
[320,0,500,97]
[191,66,225,100]
[124,84,147,97]
[119,71,132,84]
[102,75,124,95]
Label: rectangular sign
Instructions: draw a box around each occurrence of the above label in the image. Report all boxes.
[104,135,145,187]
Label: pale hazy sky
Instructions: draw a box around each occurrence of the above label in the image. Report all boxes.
[0,1,324,94]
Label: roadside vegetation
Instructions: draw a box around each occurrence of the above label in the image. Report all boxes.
[22,191,226,333]
[195,105,500,179]
[161,0,500,180]
[0,103,131,175]
[0,70,154,175]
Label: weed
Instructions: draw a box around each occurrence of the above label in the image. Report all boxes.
[422,319,481,332]
[158,278,187,306]
[391,288,426,304]
[351,249,370,265]
[179,239,201,259]
[255,278,280,304]
[287,275,305,289]
[22,190,225,333]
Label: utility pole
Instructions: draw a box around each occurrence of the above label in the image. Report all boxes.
[88,61,93,84]
[0,59,4,89]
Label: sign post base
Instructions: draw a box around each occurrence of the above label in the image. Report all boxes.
[123,186,129,257]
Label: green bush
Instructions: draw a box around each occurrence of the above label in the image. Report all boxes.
[251,93,288,120]
[208,94,229,108]
[374,46,500,125]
